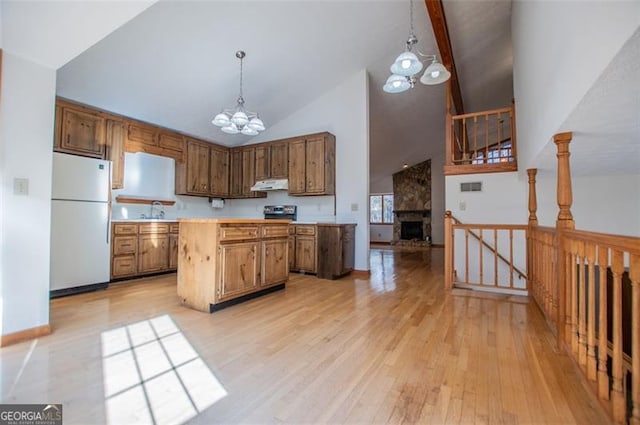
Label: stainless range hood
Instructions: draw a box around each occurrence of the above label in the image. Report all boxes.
[250,179,289,191]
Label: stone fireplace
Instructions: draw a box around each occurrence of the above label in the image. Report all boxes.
[392,159,431,245]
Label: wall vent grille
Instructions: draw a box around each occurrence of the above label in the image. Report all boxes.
[460,182,482,192]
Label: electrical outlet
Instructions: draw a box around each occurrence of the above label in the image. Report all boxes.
[13,178,29,196]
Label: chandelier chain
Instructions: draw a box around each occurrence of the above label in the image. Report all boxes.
[410,0,414,36]
[239,55,244,101]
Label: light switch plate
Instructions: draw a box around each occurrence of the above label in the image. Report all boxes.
[13,178,29,196]
[459,201,466,211]
[351,203,359,212]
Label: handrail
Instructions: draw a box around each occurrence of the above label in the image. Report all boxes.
[451,106,513,120]
[562,228,640,254]
[451,214,528,279]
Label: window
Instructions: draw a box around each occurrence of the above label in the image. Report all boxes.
[472,142,513,164]
[370,194,394,224]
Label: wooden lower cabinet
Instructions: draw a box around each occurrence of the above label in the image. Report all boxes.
[317,224,356,280]
[290,224,317,273]
[111,221,178,279]
[219,242,259,301]
[177,220,290,312]
[261,239,289,287]
[138,234,169,273]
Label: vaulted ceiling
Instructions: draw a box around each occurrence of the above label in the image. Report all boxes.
[52,1,514,188]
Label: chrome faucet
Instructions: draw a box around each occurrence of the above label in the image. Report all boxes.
[149,201,164,219]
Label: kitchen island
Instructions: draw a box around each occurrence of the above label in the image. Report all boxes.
[177,219,290,313]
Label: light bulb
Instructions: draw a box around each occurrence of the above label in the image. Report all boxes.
[401,59,412,69]
[431,70,440,78]
[392,81,402,88]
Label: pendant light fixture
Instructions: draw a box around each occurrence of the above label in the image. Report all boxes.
[212,51,265,136]
[383,0,451,93]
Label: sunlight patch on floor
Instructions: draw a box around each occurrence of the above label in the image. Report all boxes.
[101,314,226,425]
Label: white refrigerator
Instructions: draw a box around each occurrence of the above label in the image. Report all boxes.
[50,152,111,293]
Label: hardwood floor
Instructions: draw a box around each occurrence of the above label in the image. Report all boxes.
[0,247,610,425]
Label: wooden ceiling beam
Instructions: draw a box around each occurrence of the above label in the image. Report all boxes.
[424,0,464,115]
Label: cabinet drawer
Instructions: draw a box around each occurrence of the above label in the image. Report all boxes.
[295,225,316,236]
[113,236,137,255]
[112,255,137,277]
[169,223,179,233]
[139,223,169,234]
[219,225,259,242]
[113,223,138,235]
[262,225,290,238]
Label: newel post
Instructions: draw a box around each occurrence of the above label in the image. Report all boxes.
[526,168,538,301]
[444,211,453,289]
[527,168,538,226]
[554,132,574,352]
[445,81,453,167]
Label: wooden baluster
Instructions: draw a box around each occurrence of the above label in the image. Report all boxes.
[485,115,489,161]
[462,119,467,162]
[565,248,573,351]
[473,116,478,163]
[444,211,453,289]
[586,243,597,382]
[570,246,579,358]
[551,236,558,325]
[611,250,626,423]
[597,246,610,400]
[497,112,502,161]
[509,229,514,289]
[494,229,498,286]
[630,253,640,425]
[479,228,484,285]
[578,242,587,370]
[465,229,469,283]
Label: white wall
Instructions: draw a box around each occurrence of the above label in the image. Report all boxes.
[0,52,56,335]
[370,224,393,243]
[512,1,640,168]
[534,170,640,237]
[250,69,370,271]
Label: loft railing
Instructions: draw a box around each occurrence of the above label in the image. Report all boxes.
[444,213,528,294]
[444,132,639,423]
[444,82,518,175]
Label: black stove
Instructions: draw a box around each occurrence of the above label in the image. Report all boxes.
[263,205,297,220]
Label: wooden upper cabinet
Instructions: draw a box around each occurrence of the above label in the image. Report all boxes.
[287,133,335,196]
[229,149,243,198]
[186,140,210,195]
[106,119,126,189]
[125,122,184,161]
[269,142,289,179]
[53,105,62,150]
[60,107,106,158]
[241,147,256,196]
[210,145,229,198]
[305,136,326,194]
[126,122,157,147]
[254,146,270,181]
[158,132,185,160]
[288,139,306,195]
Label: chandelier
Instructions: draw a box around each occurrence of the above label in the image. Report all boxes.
[212,51,265,135]
[383,0,451,93]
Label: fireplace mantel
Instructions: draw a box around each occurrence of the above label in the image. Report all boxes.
[394,209,430,215]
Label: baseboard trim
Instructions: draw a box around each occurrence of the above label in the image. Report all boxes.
[1,324,52,347]
[351,269,371,278]
[431,244,444,248]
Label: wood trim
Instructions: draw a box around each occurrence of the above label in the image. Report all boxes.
[443,162,517,176]
[115,196,175,206]
[452,107,512,121]
[425,0,464,115]
[351,270,371,278]
[0,324,51,347]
